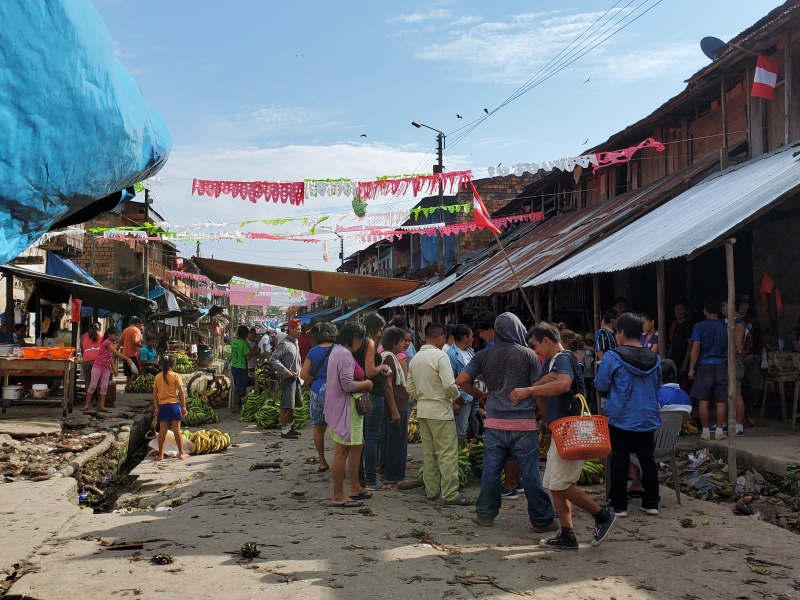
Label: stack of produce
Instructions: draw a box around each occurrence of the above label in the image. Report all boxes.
[190,429,231,454]
[240,391,268,422]
[240,382,310,431]
[183,396,219,426]
[129,373,155,393]
[407,406,421,443]
[194,377,230,409]
[174,352,195,374]
[577,458,605,485]
[465,441,484,474]
[419,449,474,487]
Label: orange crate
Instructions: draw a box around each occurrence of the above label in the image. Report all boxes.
[21,347,50,359]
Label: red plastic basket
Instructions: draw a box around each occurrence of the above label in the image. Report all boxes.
[550,394,612,460]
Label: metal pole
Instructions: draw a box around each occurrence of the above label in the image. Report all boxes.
[489,229,536,322]
[656,262,667,359]
[436,133,445,279]
[725,239,737,485]
[143,189,152,299]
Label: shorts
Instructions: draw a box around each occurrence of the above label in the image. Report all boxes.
[542,442,585,491]
[691,363,728,404]
[330,396,364,446]
[157,402,183,423]
[310,384,327,427]
[280,377,303,409]
[123,357,137,377]
[231,367,248,396]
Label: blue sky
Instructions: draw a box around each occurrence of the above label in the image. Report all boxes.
[92,0,783,271]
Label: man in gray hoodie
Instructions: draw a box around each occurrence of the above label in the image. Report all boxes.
[456,313,557,533]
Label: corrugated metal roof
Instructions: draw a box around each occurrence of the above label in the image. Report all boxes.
[528,144,800,287]
[418,155,719,310]
[384,273,459,308]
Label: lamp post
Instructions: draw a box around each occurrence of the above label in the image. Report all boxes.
[411,121,446,279]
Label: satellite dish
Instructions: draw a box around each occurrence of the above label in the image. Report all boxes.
[701,36,726,60]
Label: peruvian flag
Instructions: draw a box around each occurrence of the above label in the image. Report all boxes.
[470,182,501,234]
[751,55,780,100]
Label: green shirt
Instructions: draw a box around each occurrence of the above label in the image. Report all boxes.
[230,338,250,369]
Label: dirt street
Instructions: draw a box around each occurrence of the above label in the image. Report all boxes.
[6,411,800,600]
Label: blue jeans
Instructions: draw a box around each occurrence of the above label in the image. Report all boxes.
[379,405,410,481]
[358,394,385,485]
[476,428,555,527]
[455,398,479,439]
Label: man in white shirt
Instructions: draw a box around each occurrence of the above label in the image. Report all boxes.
[259,328,274,354]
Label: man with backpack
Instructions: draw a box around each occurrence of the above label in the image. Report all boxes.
[510,323,618,549]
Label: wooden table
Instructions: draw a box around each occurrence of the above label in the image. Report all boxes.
[0,357,75,417]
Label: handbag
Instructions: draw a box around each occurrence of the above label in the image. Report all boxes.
[550,394,611,460]
[351,391,373,416]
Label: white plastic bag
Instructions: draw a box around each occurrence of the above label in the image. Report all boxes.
[148,430,194,457]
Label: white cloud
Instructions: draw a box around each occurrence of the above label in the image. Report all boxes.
[150,142,473,270]
[390,8,452,23]
[598,43,707,83]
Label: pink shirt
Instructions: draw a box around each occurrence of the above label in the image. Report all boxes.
[94,339,115,369]
[485,417,538,431]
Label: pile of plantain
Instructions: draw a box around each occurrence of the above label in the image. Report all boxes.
[240,379,310,431]
[174,352,195,374]
[577,458,605,485]
[194,377,230,409]
[407,406,421,443]
[189,429,231,454]
[130,373,155,393]
[183,396,219,426]
[419,449,474,487]
[465,441,484,474]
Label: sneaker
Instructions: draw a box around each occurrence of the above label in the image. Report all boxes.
[531,520,559,533]
[736,429,745,437]
[715,432,727,440]
[700,432,711,441]
[280,431,299,439]
[590,510,618,547]
[472,515,494,527]
[516,482,525,494]
[539,533,578,550]
[501,489,518,500]
[289,429,303,436]
[710,425,728,434]
[609,507,627,518]
[640,506,659,516]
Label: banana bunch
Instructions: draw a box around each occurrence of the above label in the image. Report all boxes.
[174,352,195,374]
[183,396,219,426]
[466,441,484,474]
[539,431,548,457]
[458,449,473,487]
[407,406,421,443]
[240,391,268,422]
[292,390,311,430]
[130,373,155,393]
[255,399,280,429]
[196,378,230,409]
[190,428,231,454]
[181,429,192,440]
[577,458,605,485]
[681,420,700,436]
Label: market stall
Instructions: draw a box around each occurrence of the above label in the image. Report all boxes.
[0,354,75,417]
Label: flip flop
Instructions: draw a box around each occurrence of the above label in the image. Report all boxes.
[329,499,363,508]
[445,493,473,506]
[80,407,90,412]
[317,465,330,473]
[349,491,373,500]
[97,408,112,413]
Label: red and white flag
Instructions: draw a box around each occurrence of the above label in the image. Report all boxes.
[751,55,780,100]
[470,182,501,234]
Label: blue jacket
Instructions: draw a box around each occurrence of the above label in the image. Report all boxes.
[594,345,661,432]
[447,344,475,403]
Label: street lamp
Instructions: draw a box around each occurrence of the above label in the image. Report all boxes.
[411,121,446,278]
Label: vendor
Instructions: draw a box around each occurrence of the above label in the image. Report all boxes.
[12,324,31,347]
[138,335,160,375]
[81,322,103,398]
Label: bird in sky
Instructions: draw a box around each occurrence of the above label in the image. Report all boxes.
[582,138,588,145]
[360,134,367,137]
[456,114,463,119]
[583,76,591,84]
[483,108,489,114]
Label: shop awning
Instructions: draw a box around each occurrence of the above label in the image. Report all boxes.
[527,145,800,286]
[0,264,156,315]
[332,299,383,324]
[46,252,99,285]
[193,257,422,299]
[418,155,719,310]
[296,304,344,325]
[384,274,459,309]
[127,284,167,300]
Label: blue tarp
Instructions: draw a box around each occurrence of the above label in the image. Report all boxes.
[297,305,343,325]
[46,252,100,285]
[331,300,383,324]
[0,0,171,264]
[127,285,167,301]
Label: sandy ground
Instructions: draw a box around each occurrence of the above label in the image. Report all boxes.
[6,410,800,600]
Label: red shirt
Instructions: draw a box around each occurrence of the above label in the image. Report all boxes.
[298,333,314,363]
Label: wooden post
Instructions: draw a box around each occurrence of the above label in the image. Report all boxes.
[656,262,667,359]
[33,286,41,342]
[454,302,460,324]
[592,275,601,332]
[533,288,542,325]
[547,285,554,322]
[492,293,500,316]
[721,73,729,170]
[785,31,792,145]
[725,239,737,485]
[4,274,14,343]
